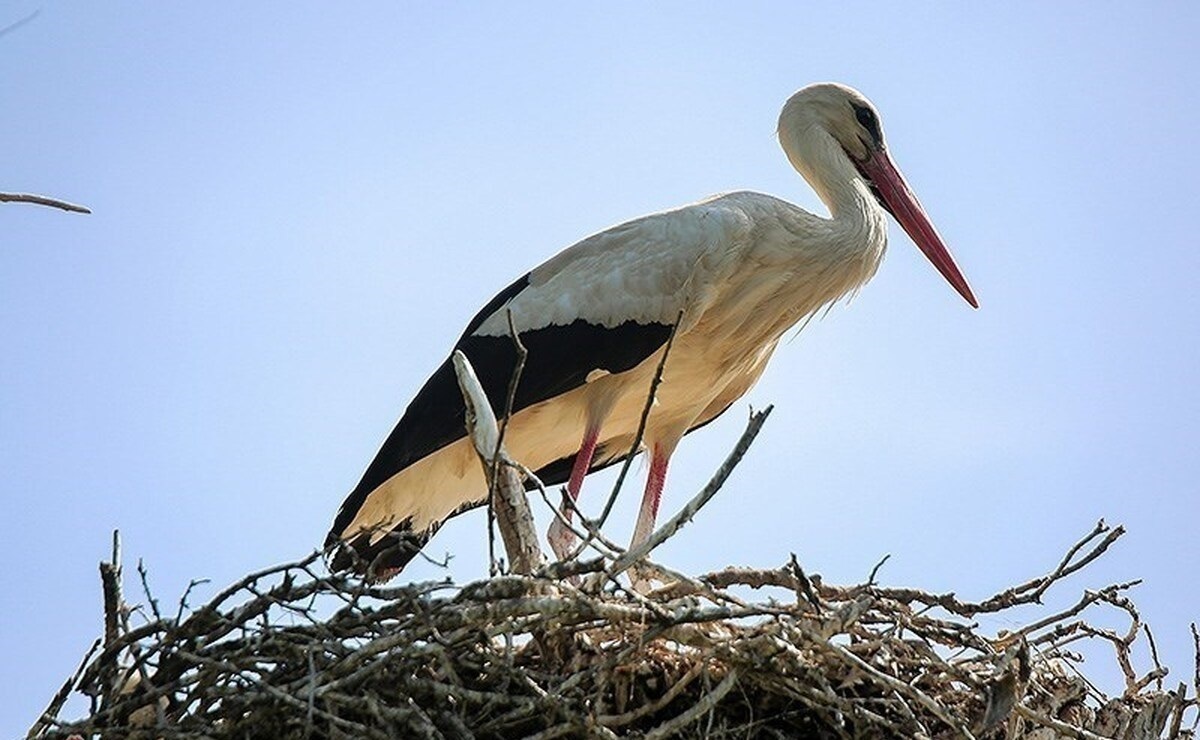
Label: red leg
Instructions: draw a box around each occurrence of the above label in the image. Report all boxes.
[630,444,670,549]
[547,422,601,560]
[564,423,601,521]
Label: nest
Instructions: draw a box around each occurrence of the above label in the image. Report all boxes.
[24,390,1200,739]
[26,519,1198,739]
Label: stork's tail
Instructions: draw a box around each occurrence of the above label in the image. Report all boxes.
[323,446,628,581]
[325,520,439,583]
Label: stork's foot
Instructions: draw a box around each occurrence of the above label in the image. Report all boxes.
[547,517,577,562]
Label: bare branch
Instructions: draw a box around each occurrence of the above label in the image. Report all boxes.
[1,191,91,214]
[26,638,100,738]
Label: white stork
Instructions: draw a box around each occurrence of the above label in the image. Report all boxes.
[327,83,976,579]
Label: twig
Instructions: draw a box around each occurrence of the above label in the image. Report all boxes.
[867,552,891,586]
[526,462,625,562]
[175,577,212,625]
[1017,581,1141,641]
[135,558,163,623]
[1145,623,1165,692]
[1192,622,1200,713]
[803,523,1130,620]
[1,191,91,214]
[975,520,1124,612]
[26,637,101,738]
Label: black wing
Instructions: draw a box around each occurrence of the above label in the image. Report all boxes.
[327,271,672,553]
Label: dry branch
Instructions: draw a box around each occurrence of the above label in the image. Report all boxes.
[1,191,91,214]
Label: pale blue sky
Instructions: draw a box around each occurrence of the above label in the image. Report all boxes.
[3,3,1198,733]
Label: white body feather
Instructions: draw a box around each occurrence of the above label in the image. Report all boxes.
[345,188,886,539]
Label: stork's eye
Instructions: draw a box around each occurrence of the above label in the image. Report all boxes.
[853,105,875,130]
[851,103,882,146]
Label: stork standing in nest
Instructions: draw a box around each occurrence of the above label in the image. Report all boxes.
[327,83,977,580]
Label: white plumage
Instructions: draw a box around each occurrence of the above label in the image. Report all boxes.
[327,82,976,579]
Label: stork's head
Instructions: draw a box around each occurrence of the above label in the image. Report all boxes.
[778,83,978,308]
[780,82,885,164]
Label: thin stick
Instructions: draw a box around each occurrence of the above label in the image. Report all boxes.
[528,471,624,561]
[1191,622,1200,716]
[1,191,91,214]
[867,553,891,586]
[1144,623,1165,692]
[1016,581,1141,640]
[134,558,164,623]
[975,520,1124,612]
[26,637,101,737]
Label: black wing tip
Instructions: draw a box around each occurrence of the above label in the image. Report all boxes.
[325,520,435,583]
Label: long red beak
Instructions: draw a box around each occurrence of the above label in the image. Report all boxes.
[857,149,978,308]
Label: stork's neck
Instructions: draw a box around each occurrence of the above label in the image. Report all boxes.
[780,125,888,256]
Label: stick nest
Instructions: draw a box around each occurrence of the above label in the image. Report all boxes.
[28,521,1199,739]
